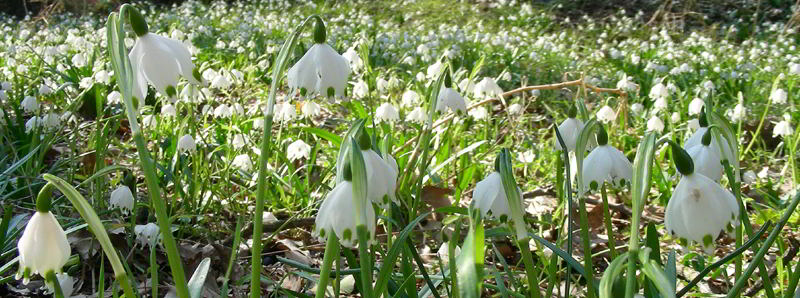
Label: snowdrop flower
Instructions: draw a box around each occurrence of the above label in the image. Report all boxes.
[473,77,503,99]
[616,76,637,92]
[582,126,633,190]
[21,96,39,113]
[436,86,467,114]
[554,107,583,152]
[214,104,231,118]
[301,100,321,118]
[287,139,311,162]
[646,115,665,133]
[94,70,111,85]
[665,143,738,253]
[426,60,443,80]
[376,77,389,94]
[0,90,7,102]
[630,103,644,115]
[287,19,350,98]
[436,242,461,265]
[71,53,87,68]
[376,102,399,123]
[688,98,704,115]
[357,134,398,207]
[685,130,723,181]
[17,204,70,283]
[458,78,474,94]
[472,172,521,221]
[342,47,363,72]
[686,114,735,166]
[161,104,176,117]
[232,154,253,172]
[314,164,376,248]
[728,103,746,122]
[107,91,123,105]
[49,273,73,296]
[141,114,157,128]
[649,82,668,102]
[406,107,427,124]
[127,8,200,101]
[211,74,232,89]
[742,170,757,184]
[275,101,297,123]
[508,103,523,115]
[41,113,60,130]
[702,80,715,91]
[671,112,681,123]
[789,63,800,75]
[468,106,488,120]
[231,134,248,149]
[770,88,787,104]
[401,90,420,108]
[134,223,161,247]
[110,185,134,215]
[38,84,52,95]
[25,117,41,133]
[177,134,196,153]
[596,105,616,123]
[773,114,794,137]
[353,80,369,99]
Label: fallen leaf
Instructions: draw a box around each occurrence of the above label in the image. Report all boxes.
[421,185,453,209]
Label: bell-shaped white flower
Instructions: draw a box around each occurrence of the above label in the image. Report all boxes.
[314,179,376,248]
[21,96,39,114]
[301,101,321,118]
[134,223,161,247]
[582,127,632,190]
[110,185,134,215]
[685,130,723,181]
[287,139,311,162]
[17,211,71,283]
[375,102,399,123]
[472,172,522,221]
[468,106,488,120]
[426,61,443,80]
[401,90,420,108]
[275,101,296,123]
[406,107,427,124]
[341,47,363,72]
[646,115,665,133]
[773,114,794,137]
[665,144,738,252]
[231,134,248,149]
[630,103,644,115]
[128,12,200,101]
[688,98,704,115]
[436,87,467,114]
[473,77,503,99]
[554,109,583,152]
[108,91,123,105]
[685,117,735,166]
[232,154,253,172]
[161,104,176,117]
[596,105,616,123]
[508,103,524,116]
[353,80,369,99]
[287,19,350,98]
[177,134,196,153]
[649,82,668,101]
[362,148,398,207]
[770,88,787,104]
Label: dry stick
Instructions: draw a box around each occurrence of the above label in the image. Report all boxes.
[393,79,627,155]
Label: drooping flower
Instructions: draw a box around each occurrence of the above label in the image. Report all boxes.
[582,126,632,190]
[275,101,296,123]
[508,103,523,116]
[341,47,363,72]
[646,115,665,133]
[596,105,616,123]
[616,76,637,92]
[472,171,522,221]
[473,77,503,99]
[108,91,123,105]
[375,102,399,123]
[17,209,71,283]
[685,114,735,167]
[468,106,488,120]
[554,107,583,152]
[685,130,723,182]
[436,87,467,114]
[357,134,398,207]
[630,103,644,115]
[401,90,420,108]
[134,223,161,247]
[770,88,787,104]
[773,114,794,137]
[161,104,176,117]
[232,154,253,172]
[314,175,376,248]
[287,139,312,162]
[649,82,668,101]
[353,79,369,99]
[127,8,200,101]
[665,143,738,253]
[406,107,427,124]
[287,19,350,98]
[21,96,39,113]
[177,134,196,153]
[301,101,321,118]
[110,185,135,215]
[688,98,704,116]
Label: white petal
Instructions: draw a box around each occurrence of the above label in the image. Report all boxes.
[312,44,351,97]
[687,145,723,182]
[582,146,613,190]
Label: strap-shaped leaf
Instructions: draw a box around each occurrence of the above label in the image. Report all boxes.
[456,211,485,298]
[599,253,629,298]
[188,257,211,298]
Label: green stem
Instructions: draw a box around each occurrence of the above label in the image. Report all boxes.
[784,257,800,298]
[45,271,65,298]
[357,225,373,298]
[578,194,597,298]
[727,191,800,298]
[519,237,543,298]
[742,98,771,156]
[600,184,616,259]
[315,234,341,298]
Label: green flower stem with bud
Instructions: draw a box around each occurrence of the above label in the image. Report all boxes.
[315,234,341,298]
[45,271,65,298]
[108,6,189,297]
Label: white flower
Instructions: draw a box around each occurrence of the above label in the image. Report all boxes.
[353,80,369,99]
[134,223,161,247]
[301,100,321,118]
[508,103,523,115]
[211,73,232,89]
[362,149,398,207]
[686,137,723,182]
[468,106,488,120]
[401,90,420,108]
[376,77,388,94]
[341,47,363,72]
[376,103,399,123]
[582,138,632,190]
[21,96,39,113]
[458,78,474,94]
[110,185,134,215]
[406,107,427,124]
[789,63,800,75]
[314,180,376,248]
[107,91,122,105]
[177,134,196,153]
[287,43,350,98]
[630,103,644,115]
[703,80,715,91]
[518,150,535,163]
[275,102,297,123]
[728,103,746,122]
[39,84,52,95]
[436,87,467,114]
[49,273,73,296]
[232,154,253,172]
[17,211,70,282]
[214,104,231,118]
[596,105,616,123]
[616,76,637,92]
[554,117,584,152]
[688,119,700,131]
[665,172,739,252]
[649,83,668,101]
[0,90,7,102]
[142,114,157,128]
[41,113,60,130]
[94,70,111,85]
[130,33,200,101]
[161,104,176,117]
[231,134,248,149]
[287,139,312,162]
[473,77,503,99]
[770,88,787,104]
[653,96,668,112]
[472,172,521,221]
[71,53,86,68]
[25,117,40,133]
[773,115,794,137]
[426,61,443,79]
[671,112,681,123]
[742,170,757,184]
[436,242,461,265]
[688,98,704,115]
[646,116,665,133]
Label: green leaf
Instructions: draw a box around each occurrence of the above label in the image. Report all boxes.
[299,127,342,147]
[645,223,662,265]
[428,140,486,182]
[349,137,368,218]
[456,211,484,298]
[336,119,366,184]
[638,248,676,298]
[373,211,432,295]
[599,253,629,298]
[188,257,212,298]
[575,119,599,193]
